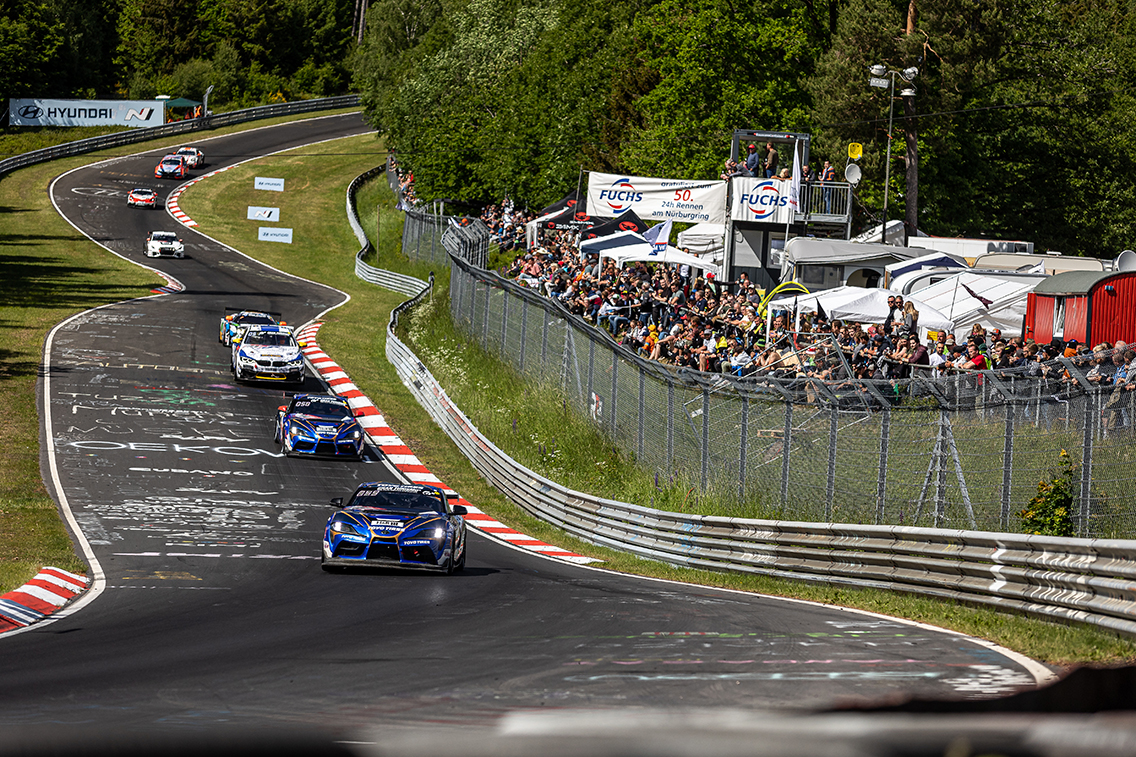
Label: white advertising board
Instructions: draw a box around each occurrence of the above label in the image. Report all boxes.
[586,172,727,225]
[254,177,285,191]
[247,206,281,222]
[258,227,293,243]
[9,99,166,128]
[730,177,795,225]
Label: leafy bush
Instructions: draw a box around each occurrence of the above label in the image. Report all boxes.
[1019,450,1078,537]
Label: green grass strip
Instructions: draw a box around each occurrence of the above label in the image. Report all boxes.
[176,135,1136,666]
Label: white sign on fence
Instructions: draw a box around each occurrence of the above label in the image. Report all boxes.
[586,171,727,225]
[9,99,166,128]
[254,177,285,191]
[247,206,280,222]
[258,227,293,243]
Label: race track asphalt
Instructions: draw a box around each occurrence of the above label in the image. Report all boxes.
[0,112,1048,741]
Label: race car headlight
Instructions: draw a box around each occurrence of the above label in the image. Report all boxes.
[237,354,256,365]
[287,421,305,437]
[330,519,364,535]
[347,429,361,440]
[433,527,445,539]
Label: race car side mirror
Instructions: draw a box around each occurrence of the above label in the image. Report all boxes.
[277,405,287,413]
[329,497,343,508]
[297,341,307,347]
[451,505,467,516]
[352,408,365,417]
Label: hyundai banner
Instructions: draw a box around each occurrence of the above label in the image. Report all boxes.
[586,172,727,225]
[731,177,795,224]
[9,99,165,128]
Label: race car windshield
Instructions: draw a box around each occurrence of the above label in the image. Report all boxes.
[133,189,153,196]
[244,332,293,347]
[152,233,176,241]
[349,490,446,514]
[291,399,349,419]
[237,314,275,325]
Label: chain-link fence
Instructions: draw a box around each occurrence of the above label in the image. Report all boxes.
[444,249,1136,539]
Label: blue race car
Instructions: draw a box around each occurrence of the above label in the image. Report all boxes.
[322,482,467,573]
[275,393,365,458]
[219,309,280,346]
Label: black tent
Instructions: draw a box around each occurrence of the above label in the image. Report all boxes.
[540,204,597,231]
[538,189,582,217]
[580,210,649,240]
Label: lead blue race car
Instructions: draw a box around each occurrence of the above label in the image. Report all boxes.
[322,482,467,573]
[275,393,365,458]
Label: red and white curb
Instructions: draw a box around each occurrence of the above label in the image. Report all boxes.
[167,165,236,228]
[151,271,184,295]
[295,322,599,565]
[0,567,88,633]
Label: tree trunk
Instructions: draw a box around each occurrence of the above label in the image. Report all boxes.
[904,93,918,241]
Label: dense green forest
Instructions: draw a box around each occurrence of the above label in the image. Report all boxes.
[0,0,358,108]
[3,0,1136,255]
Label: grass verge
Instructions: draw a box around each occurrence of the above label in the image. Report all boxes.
[176,136,1136,666]
[0,107,367,595]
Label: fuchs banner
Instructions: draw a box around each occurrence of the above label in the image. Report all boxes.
[9,99,166,128]
[586,172,727,225]
[730,177,796,224]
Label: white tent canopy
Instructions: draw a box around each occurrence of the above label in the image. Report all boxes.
[676,222,725,256]
[883,251,967,282]
[903,271,1041,338]
[768,285,956,340]
[580,231,721,275]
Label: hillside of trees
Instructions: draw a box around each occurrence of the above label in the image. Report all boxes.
[4,0,1135,256]
[1,0,358,110]
[354,0,1136,258]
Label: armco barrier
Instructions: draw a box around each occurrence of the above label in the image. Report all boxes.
[346,164,430,298]
[345,166,1136,638]
[0,95,359,180]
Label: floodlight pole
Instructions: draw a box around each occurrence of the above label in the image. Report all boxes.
[881,71,895,244]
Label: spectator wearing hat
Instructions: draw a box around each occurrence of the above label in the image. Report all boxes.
[745,143,761,175]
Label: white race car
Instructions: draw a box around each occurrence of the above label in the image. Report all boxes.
[231,324,306,384]
[175,146,205,168]
[145,230,185,258]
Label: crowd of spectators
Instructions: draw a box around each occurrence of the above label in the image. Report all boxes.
[388,152,420,207]
[495,220,1136,407]
[392,156,1136,416]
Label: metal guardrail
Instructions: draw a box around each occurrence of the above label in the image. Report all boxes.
[346,164,430,298]
[345,168,1136,638]
[0,95,360,180]
[386,306,1136,637]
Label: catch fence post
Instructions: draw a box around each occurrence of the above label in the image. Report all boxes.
[500,290,509,352]
[876,408,889,524]
[519,298,527,372]
[666,381,675,471]
[1002,403,1015,530]
[1080,392,1095,537]
[826,406,838,520]
[637,367,646,461]
[701,389,710,491]
[739,397,749,504]
[781,401,793,505]
[611,351,619,438]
